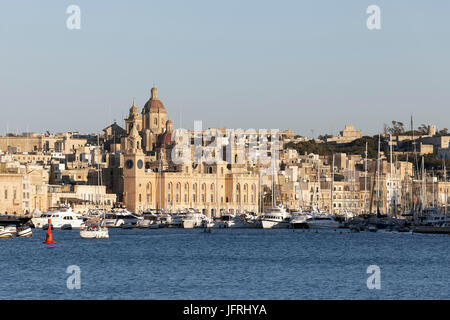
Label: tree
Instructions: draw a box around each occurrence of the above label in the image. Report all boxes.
[387,120,405,136]
[417,124,428,135]
[318,134,332,141]
[438,128,448,135]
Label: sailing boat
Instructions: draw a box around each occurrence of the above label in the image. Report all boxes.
[80,214,109,239]
[80,140,109,239]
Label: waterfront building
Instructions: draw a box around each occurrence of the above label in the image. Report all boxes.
[118,87,260,215]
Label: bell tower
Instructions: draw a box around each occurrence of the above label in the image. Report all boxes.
[123,125,146,212]
[125,100,142,134]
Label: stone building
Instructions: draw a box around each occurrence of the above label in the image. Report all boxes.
[118,87,260,215]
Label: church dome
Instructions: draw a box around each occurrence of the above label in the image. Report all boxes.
[143,87,166,113]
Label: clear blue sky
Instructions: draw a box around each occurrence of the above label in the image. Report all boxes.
[1,0,449,137]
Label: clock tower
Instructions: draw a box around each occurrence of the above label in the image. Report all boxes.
[123,124,146,212]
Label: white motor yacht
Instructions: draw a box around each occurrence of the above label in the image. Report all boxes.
[138,211,162,228]
[32,205,85,229]
[104,209,143,228]
[306,212,340,229]
[261,206,291,229]
[290,211,312,229]
[168,214,184,228]
[182,209,205,229]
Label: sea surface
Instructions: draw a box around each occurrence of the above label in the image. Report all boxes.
[0,228,449,300]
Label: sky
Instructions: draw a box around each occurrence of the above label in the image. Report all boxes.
[1,0,449,137]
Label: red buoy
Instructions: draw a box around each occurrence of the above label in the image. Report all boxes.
[43,219,55,244]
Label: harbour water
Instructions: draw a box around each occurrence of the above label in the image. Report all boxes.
[0,229,449,300]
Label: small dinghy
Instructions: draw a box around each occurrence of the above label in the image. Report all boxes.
[17,226,33,237]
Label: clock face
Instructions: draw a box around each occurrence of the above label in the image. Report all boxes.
[137,159,143,169]
[125,160,134,169]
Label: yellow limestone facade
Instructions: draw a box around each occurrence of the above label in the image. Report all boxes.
[122,87,260,216]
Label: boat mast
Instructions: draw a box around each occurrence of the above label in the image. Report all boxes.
[444,156,447,219]
[376,134,381,215]
[364,142,368,214]
[331,154,335,216]
[350,159,354,215]
[271,157,274,208]
[317,156,321,211]
[404,153,409,214]
[159,158,162,211]
[432,169,435,207]
[259,168,263,213]
[421,157,425,209]
[389,134,393,216]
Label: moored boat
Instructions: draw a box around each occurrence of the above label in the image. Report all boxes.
[17,226,33,237]
[261,206,291,229]
[0,226,14,239]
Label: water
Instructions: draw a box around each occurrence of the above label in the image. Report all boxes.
[0,228,449,299]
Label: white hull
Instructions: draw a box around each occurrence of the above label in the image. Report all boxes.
[182,220,197,229]
[3,225,17,233]
[32,217,84,229]
[261,220,290,229]
[80,229,109,239]
[227,220,258,228]
[17,227,33,237]
[0,231,14,239]
[182,213,204,229]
